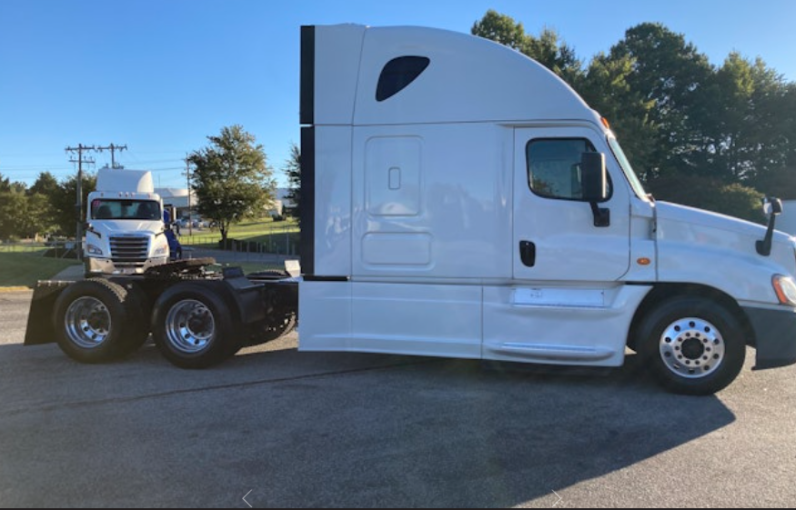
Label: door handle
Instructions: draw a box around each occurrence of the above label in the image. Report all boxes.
[519,240,536,267]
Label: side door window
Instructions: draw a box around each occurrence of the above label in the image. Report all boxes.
[527,138,610,201]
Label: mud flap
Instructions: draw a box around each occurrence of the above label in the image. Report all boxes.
[24,281,72,346]
[743,305,796,370]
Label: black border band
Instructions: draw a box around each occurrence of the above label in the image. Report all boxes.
[300,26,315,126]
[303,276,349,282]
[300,126,315,276]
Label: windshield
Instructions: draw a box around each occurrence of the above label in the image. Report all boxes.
[606,135,648,200]
[90,199,162,221]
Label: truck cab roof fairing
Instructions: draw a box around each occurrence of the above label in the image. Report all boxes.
[356,26,593,125]
[309,24,595,126]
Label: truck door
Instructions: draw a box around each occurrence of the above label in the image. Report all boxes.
[512,127,630,282]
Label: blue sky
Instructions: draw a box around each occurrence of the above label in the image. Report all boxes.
[1,0,795,189]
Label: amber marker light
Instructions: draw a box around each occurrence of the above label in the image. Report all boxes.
[772,275,796,305]
[637,258,651,266]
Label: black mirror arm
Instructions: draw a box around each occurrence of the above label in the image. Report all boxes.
[590,202,610,228]
[757,196,782,256]
[756,215,777,256]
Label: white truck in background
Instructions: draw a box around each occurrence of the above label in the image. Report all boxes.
[84,168,170,275]
[24,24,796,396]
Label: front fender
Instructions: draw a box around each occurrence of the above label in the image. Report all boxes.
[657,240,785,305]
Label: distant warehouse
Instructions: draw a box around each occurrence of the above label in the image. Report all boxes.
[154,187,295,219]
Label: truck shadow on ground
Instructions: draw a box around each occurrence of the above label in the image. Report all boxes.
[0,342,736,507]
[180,347,736,507]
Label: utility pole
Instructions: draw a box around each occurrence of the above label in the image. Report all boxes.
[65,144,97,260]
[184,159,193,236]
[96,143,127,169]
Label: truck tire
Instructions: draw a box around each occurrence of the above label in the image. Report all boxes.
[249,312,296,346]
[53,278,144,363]
[246,269,297,345]
[151,282,241,369]
[635,296,746,395]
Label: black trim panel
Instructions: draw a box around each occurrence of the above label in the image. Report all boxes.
[300,25,315,125]
[303,275,349,282]
[300,126,315,277]
[743,305,796,370]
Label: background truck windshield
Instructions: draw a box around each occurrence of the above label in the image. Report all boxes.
[91,199,161,221]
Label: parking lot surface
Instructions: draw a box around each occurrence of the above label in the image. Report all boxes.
[1,290,796,507]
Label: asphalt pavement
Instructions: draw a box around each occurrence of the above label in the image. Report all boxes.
[1,290,796,507]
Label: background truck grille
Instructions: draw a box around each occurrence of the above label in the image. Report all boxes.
[109,236,149,267]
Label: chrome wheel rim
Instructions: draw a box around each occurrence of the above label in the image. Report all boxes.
[659,317,725,379]
[164,299,215,354]
[64,297,111,349]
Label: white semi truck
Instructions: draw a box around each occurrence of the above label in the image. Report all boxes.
[24,24,796,395]
[84,168,170,275]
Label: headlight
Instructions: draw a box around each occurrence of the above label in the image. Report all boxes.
[772,275,796,305]
[86,244,103,256]
[153,244,169,256]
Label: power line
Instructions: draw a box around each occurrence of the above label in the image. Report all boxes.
[95,143,127,169]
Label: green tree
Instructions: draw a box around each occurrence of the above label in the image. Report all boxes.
[580,52,657,181]
[524,27,583,86]
[0,190,26,240]
[188,125,275,243]
[29,171,59,197]
[23,193,54,238]
[471,10,583,86]
[50,173,97,236]
[0,173,56,239]
[608,23,715,179]
[753,83,796,198]
[0,172,12,193]
[283,142,301,225]
[745,64,795,191]
[471,9,527,51]
[0,189,53,240]
[28,171,60,233]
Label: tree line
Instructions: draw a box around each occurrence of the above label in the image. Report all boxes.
[0,125,299,243]
[0,170,96,242]
[473,10,796,222]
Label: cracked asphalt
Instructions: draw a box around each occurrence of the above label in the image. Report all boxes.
[2,290,796,508]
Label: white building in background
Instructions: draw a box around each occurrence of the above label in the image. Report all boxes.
[276,188,296,215]
[154,187,296,219]
[264,188,296,218]
[155,188,197,219]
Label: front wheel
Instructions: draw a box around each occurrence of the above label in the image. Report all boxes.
[635,296,746,395]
